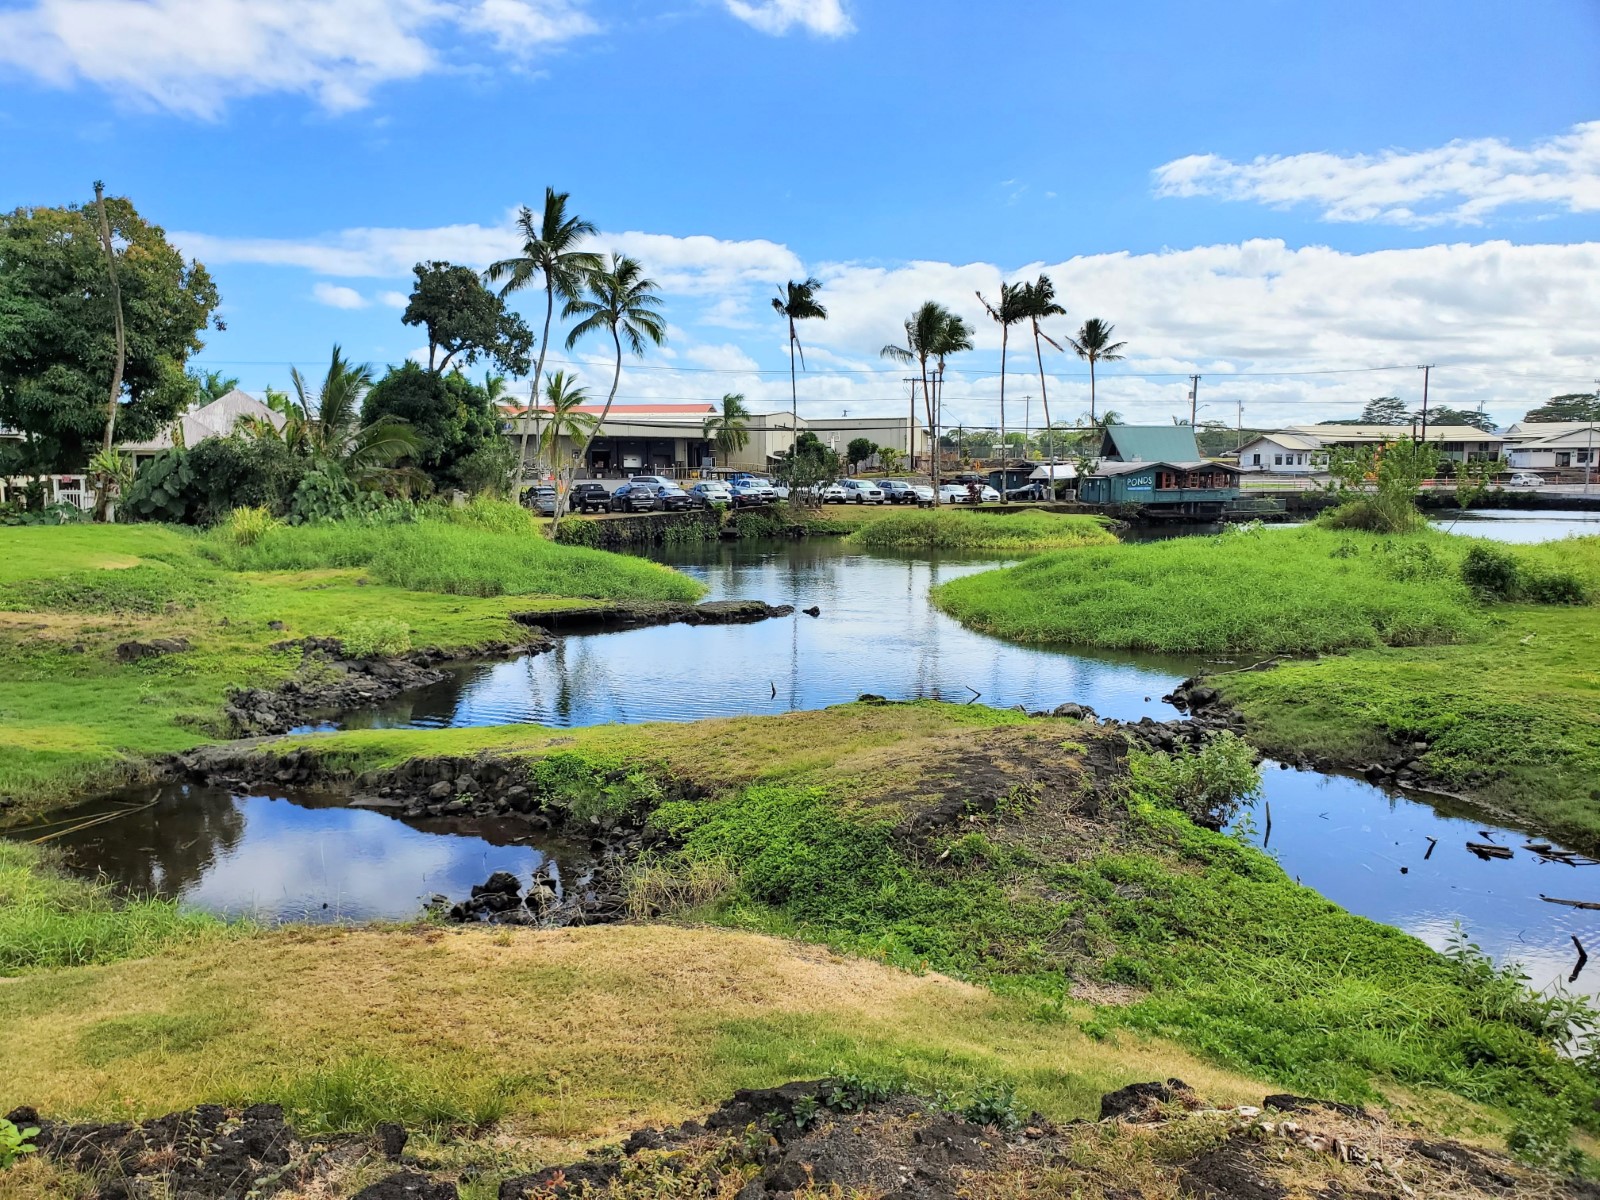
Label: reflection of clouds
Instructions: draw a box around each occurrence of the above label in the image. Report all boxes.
[178,797,544,924]
[378,543,1189,731]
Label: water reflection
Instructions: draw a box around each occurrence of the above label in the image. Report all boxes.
[344,540,1208,731]
[1239,765,1600,999]
[17,784,581,924]
[1430,508,1600,544]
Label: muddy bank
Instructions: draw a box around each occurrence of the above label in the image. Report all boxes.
[13,1079,1588,1200]
[224,636,554,737]
[514,598,795,634]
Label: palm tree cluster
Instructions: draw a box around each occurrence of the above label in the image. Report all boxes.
[485,189,667,532]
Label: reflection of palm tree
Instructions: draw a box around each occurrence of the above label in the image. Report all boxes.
[1067,318,1127,426]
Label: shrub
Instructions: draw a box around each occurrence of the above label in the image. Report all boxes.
[1129,731,1262,829]
[554,516,603,547]
[224,505,279,546]
[339,617,412,659]
[121,448,195,522]
[1461,544,1520,599]
[1520,566,1587,604]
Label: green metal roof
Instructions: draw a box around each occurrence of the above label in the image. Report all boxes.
[1100,425,1203,462]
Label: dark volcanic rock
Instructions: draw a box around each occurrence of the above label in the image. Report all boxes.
[514,599,794,634]
[115,637,190,662]
[1099,1079,1197,1122]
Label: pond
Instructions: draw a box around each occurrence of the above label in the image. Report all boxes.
[1429,508,1600,543]
[18,509,1600,999]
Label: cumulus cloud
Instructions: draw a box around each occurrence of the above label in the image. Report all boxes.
[724,0,853,37]
[0,0,599,118]
[181,214,1600,429]
[1154,122,1600,227]
[311,282,369,309]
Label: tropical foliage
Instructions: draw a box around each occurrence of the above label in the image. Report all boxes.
[1066,317,1127,426]
[702,393,752,462]
[772,278,827,457]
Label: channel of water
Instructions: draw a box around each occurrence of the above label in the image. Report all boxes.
[14,509,1600,998]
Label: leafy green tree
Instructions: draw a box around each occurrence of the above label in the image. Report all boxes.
[928,309,974,496]
[485,189,602,479]
[0,192,220,472]
[846,437,878,471]
[1018,275,1066,466]
[1524,393,1600,423]
[1424,406,1497,432]
[361,361,510,494]
[1066,318,1126,427]
[402,261,533,377]
[1323,439,1439,532]
[702,392,752,464]
[772,278,827,457]
[775,430,840,498]
[563,253,667,436]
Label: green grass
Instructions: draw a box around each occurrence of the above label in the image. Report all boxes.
[0,841,225,972]
[933,526,1501,655]
[0,515,703,813]
[849,509,1118,552]
[1218,604,1600,848]
[185,703,1600,1135]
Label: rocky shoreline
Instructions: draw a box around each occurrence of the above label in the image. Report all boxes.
[9,1076,1581,1200]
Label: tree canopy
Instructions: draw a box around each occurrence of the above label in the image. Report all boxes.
[402,261,534,377]
[362,361,511,494]
[0,193,220,471]
[1524,393,1600,423]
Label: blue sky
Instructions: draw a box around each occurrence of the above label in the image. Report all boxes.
[2,0,1598,429]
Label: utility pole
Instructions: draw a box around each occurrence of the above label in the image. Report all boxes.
[1589,378,1599,496]
[1188,375,1201,426]
[904,377,923,473]
[1236,398,1243,452]
[1417,364,1434,443]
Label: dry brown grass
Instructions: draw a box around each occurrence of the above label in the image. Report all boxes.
[1,924,1264,1141]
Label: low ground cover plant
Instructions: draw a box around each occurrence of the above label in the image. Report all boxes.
[932,527,1491,655]
[850,509,1117,552]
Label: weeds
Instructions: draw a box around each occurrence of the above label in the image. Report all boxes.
[0,1120,39,1170]
[1128,733,1261,829]
[339,617,412,659]
[850,510,1117,553]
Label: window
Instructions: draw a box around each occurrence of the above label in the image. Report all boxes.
[1251,453,1261,466]
[1579,450,1593,465]
[1274,454,1284,466]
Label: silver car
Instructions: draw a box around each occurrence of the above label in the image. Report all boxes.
[841,479,886,504]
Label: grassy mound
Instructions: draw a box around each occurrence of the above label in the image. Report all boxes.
[932,526,1492,655]
[850,509,1117,552]
[0,842,224,971]
[258,704,1598,1132]
[198,505,702,602]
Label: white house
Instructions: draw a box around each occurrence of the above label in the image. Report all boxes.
[1280,423,1505,463]
[1236,432,1324,473]
[1503,423,1600,470]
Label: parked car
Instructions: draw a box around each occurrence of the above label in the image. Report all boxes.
[609,482,659,512]
[569,482,611,513]
[627,473,676,488]
[1507,472,1545,489]
[938,482,1001,504]
[526,486,557,516]
[816,482,848,503]
[906,483,935,505]
[689,481,733,507]
[654,482,696,512]
[1005,482,1050,501]
[877,480,922,504]
[841,479,886,504]
[730,480,776,507]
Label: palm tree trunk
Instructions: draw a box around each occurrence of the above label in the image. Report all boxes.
[1033,327,1053,492]
[1089,356,1097,426]
[93,183,126,523]
[551,325,621,541]
[520,276,557,495]
[998,324,1008,504]
[788,318,798,460]
[919,356,934,504]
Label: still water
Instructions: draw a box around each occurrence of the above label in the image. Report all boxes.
[18,511,1600,997]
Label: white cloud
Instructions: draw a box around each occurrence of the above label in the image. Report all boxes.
[312,282,369,309]
[724,0,852,37]
[378,290,411,308]
[181,214,1600,430]
[1154,122,1600,227]
[0,0,599,118]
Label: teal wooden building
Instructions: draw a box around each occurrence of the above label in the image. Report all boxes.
[1077,425,1242,516]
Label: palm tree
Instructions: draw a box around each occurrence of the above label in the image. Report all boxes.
[703,393,752,465]
[195,369,241,403]
[564,253,667,467]
[289,345,420,487]
[1018,276,1066,471]
[929,310,974,499]
[536,371,598,527]
[485,189,602,489]
[1067,318,1127,426]
[772,278,827,456]
[880,303,942,474]
[976,282,1028,502]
